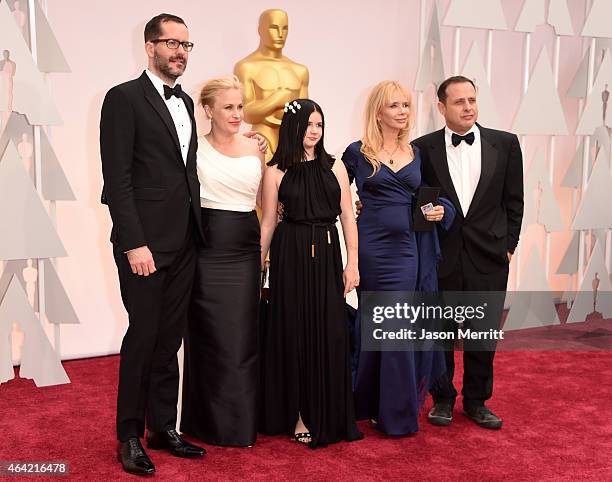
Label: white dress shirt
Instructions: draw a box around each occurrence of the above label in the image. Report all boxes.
[145,69,192,164]
[445,124,482,217]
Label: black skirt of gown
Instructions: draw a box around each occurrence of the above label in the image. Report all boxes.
[181,208,260,446]
[260,159,363,448]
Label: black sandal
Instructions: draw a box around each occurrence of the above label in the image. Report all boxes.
[293,432,312,444]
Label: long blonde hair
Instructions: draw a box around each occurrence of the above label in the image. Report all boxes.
[361,80,414,175]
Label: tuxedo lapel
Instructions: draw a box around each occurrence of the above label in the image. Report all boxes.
[182,92,198,171]
[428,130,462,216]
[466,126,497,219]
[139,73,183,166]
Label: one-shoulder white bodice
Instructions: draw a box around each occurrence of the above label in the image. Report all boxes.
[197,136,261,212]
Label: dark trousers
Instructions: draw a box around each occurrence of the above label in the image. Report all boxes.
[432,249,509,409]
[113,223,196,441]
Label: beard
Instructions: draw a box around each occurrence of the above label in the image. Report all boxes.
[153,52,187,81]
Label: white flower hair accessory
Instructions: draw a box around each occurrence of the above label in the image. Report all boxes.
[283,100,302,114]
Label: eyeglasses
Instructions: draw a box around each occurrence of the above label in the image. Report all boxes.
[150,38,194,52]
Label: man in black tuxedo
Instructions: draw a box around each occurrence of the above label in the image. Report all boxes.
[100,13,205,475]
[412,76,523,429]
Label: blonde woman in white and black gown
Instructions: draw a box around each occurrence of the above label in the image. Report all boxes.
[180,76,264,447]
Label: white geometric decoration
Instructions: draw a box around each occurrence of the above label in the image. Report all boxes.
[0,275,69,386]
[443,0,507,30]
[572,149,612,230]
[460,42,501,129]
[0,112,33,158]
[525,149,548,190]
[556,231,580,275]
[538,180,564,232]
[514,0,573,36]
[521,149,545,231]
[40,130,75,201]
[0,323,13,383]
[426,102,442,134]
[591,126,611,163]
[415,2,445,91]
[560,277,575,306]
[521,147,563,232]
[0,141,67,260]
[0,259,38,311]
[0,0,75,388]
[521,186,537,229]
[522,149,547,227]
[512,48,568,135]
[504,248,560,331]
[567,48,591,99]
[43,260,79,325]
[567,241,612,323]
[9,0,29,44]
[32,0,70,73]
[0,0,61,126]
[576,50,612,135]
[17,132,34,180]
[596,39,612,63]
[581,0,612,38]
[521,248,553,293]
[547,0,574,36]
[514,0,545,33]
[561,139,587,189]
[592,229,609,253]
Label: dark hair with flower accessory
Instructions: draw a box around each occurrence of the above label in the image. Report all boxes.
[268,99,334,171]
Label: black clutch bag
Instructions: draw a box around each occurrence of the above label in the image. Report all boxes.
[412,186,440,232]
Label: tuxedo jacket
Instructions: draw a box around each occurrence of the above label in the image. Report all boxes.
[412,124,523,277]
[100,71,203,253]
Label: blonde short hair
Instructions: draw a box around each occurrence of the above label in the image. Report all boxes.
[361,80,414,175]
[199,75,242,108]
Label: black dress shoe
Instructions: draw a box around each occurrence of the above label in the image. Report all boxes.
[117,437,155,476]
[146,429,206,458]
[428,402,453,426]
[463,405,503,429]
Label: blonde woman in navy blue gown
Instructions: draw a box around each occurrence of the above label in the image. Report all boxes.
[181,76,264,447]
[342,81,455,436]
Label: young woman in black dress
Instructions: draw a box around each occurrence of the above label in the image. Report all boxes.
[259,99,362,448]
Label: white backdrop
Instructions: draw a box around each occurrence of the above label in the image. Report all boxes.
[18,0,592,360]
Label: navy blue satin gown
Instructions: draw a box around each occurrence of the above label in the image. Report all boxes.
[342,141,449,436]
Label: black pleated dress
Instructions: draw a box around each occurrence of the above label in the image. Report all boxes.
[260,159,363,448]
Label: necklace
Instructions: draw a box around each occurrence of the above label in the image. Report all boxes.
[381,142,400,164]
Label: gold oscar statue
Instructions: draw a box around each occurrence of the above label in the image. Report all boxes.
[235,9,309,160]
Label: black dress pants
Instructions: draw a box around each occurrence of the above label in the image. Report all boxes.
[113,225,196,441]
[432,249,509,409]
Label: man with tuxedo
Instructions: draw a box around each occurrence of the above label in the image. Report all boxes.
[100,13,205,475]
[412,76,523,429]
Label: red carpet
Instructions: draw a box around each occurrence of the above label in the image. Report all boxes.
[1,352,611,480]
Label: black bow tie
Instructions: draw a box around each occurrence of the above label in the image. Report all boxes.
[451,132,475,147]
[163,84,182,100]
